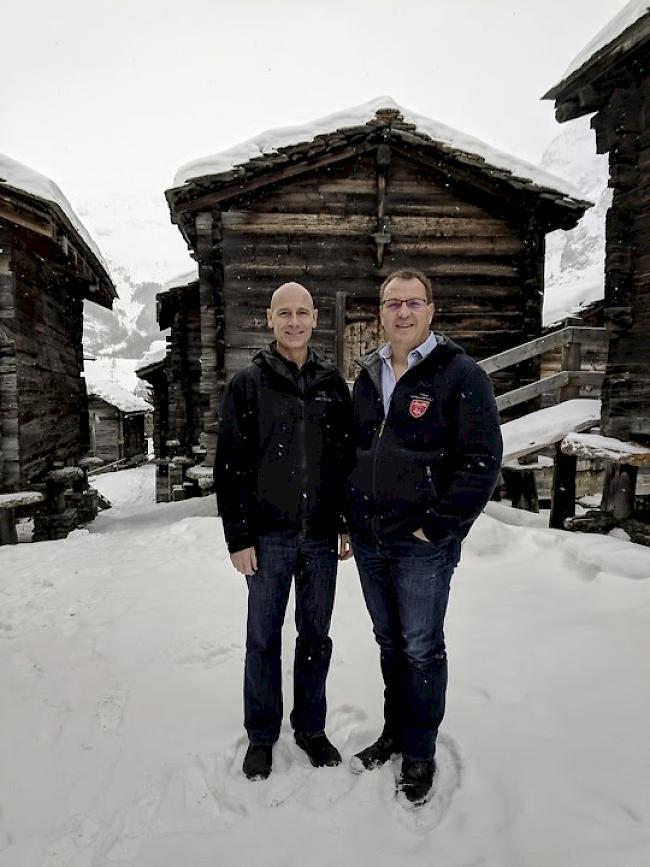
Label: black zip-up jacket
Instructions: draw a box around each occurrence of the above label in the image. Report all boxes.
[346,334,502,545]
[214,343,353,553]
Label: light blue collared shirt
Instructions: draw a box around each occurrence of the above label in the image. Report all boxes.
[378,331,438,416]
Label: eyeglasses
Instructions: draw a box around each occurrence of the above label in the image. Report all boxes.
[381,298,429,312]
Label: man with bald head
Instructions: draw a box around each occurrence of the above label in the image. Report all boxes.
[215,282,353,781]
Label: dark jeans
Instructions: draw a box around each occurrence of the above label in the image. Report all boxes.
[352,533,461,762]
[244,530,338,744]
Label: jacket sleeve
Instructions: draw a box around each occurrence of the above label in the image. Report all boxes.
[422,363,502,542]
[214,372,258,554]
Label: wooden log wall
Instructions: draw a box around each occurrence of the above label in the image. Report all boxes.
[88,397,121,463]
[593,80,650,442]
[123,415,146,460]
[143,366,167,459]
[0,228,20,490]
[196,212,222,464]
[164,285,206,454]
[217,150,542,390]
[1,228,89,486]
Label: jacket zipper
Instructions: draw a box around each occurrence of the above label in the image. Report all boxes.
[425,465,437,498]
[370,416,387,541]
[298,396,308,530]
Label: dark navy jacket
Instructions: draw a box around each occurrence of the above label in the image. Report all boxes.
[215,344,353,553]
[346,334,502,544]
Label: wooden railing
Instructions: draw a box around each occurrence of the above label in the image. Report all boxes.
[478,323,610,411]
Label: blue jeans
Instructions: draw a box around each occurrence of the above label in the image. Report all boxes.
[352,534,461,761]
[244,530,338,744]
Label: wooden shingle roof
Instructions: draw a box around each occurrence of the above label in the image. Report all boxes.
[166,98,591,243]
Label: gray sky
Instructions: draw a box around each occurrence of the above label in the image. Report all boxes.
[1,0,625,281]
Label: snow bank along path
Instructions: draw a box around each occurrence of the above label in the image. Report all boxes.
[1,465,650,867]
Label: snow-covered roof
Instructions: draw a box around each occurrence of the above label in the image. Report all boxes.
[137,340,168,368]
[0,153,110,275]
[86,378,152,414]
[160,268,198,293]
[171,96,585,204]
[548,2,650,94]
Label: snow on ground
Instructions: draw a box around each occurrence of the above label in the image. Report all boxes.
[1,465,650,867]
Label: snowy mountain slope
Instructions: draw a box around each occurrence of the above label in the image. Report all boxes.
[1,466,649,866]
[83,267,169,360]
[542,116,610,325]
[78,187,193,358]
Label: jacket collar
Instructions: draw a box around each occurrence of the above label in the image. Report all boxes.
[356,333,464,397]
[254,342,335,391]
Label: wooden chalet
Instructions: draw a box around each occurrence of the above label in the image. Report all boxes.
[0,154,116,542]
[86,380,152,465]
[163,98,590,471]
[544,2,650,444]
[136,272,208,502]
[543,1,650,537]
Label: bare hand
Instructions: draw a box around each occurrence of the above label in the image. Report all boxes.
[339,533,353,560]
[412,528,429,542]
[230,546,258,575]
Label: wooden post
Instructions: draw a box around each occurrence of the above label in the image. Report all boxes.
[549,441,577,529]
[560,316,583,402]
[0,507,17,545]
[335,291,346,375]
[601,461,638,521]
[195,210,221,466]
[373,144,392,267]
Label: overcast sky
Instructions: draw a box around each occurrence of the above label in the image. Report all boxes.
[1,0,626,281]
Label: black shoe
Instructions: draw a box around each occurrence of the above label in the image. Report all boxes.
[350,734,401,773]
[243,742,273,780]
[398,758,436,804]
[294,731,342,767]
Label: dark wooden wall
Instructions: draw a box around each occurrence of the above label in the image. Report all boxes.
[163,287,206,455]
[593,77,650,442]
[218,151,542,390]
[89,396,121,463]
[0,226,88,490]
[123,414,146,460]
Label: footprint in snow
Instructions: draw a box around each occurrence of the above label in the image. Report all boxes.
[96,687,129,733]
[42,814,100,867]
[389,732,463,834]
[101,784,162,863]
[153,757,247,834]
[176,641,241,669]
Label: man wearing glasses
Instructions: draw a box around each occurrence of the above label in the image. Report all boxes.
[346,269,502,804]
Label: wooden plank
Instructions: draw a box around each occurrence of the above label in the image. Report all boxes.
[479,327,609,374]
[221,211,520,239]
[389,238,525,256]
[222,212,375,235]
[549,443,577,529]
[496,372,569,411]
[500,399,601,463]
[561,432,650,465]
[335,291,346,373]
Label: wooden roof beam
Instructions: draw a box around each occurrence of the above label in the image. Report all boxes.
[169,141,377,215]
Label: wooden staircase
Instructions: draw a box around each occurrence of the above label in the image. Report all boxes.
[480,321,650,542]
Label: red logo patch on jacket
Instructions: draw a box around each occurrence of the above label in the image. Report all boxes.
[409,398,431,419]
